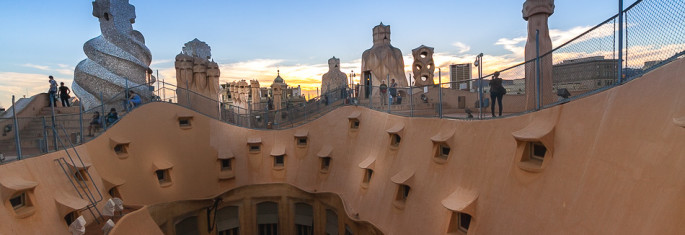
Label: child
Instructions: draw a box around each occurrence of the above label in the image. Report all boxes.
[88,112,101,137]
[106,108,118,126]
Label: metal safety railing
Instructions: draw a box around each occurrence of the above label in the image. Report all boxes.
[1,0,683,165]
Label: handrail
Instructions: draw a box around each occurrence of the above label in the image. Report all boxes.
[1,0,683,163]
[51,123,105,223]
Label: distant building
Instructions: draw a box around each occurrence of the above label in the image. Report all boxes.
[473,78,525,95]
[220,83,232,104]
[643,60,661,70]
[449,63,471,90]
[289,85,302,98]
[553,56,618,91]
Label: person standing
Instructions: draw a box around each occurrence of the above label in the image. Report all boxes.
[58,82,71,107]
[489,71,506,117]
[389,79,398,105]
[48,75,58,107]
[379,80,388,105]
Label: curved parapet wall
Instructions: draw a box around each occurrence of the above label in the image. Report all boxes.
[73,0,152,110]
[0,57,683,234]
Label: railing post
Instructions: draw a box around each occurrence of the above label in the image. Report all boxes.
[409,85,414,117]
[50,93,58,151]
[100,92,106,130]
[79,105,84,144]
[162,79,166,101]
[156,69,160,99]
[125,76,129,112]
[387,74,391,113]
[438,68,443,118]
[617,0,624,84]
[536,29,542,110]
[476,53,483,119]
[12,95,22,160]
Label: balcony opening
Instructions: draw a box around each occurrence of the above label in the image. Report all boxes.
[434,142,451,163]
[274,155,285,168]
[10,193,28,210]
[518,141,549,171]
[221,159,232,171]
[249,144,261,153]
[114,143,129,155]
[217,206,240,235]
[156,169,171,186]
[326,209,339,235]
[448,212,472,234]
[295,203,313,235]
[458,212,471,232]
[395,184,411,202]
[178,117,191,128]
[390,133,401,147]
[363,169,373,185]
[296,137,308,146]
[320,157,331,172]
[64,211,79,227]
[350,119,360,129]
[529,142,547,162]
[257,202,279,235]
[108,187,121,199]
[72,169,89,182]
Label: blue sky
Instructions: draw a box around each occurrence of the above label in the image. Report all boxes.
[0,0,637,107]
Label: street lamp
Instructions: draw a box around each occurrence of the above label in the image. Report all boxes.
[474,53,484,118]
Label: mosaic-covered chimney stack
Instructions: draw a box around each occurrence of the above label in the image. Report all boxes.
[73,0,153,110]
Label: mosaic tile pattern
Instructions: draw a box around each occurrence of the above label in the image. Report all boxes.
[73,0,152,109]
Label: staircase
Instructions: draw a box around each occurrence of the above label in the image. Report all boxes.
[0,105,85,158]
[52,125,105,224]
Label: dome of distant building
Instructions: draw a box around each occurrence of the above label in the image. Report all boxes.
[273,70,285,84]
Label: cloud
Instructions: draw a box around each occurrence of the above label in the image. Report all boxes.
[495,37,526,59]
[550,26,593,47]
[151,59,173,66]
[452,42,471,54]
[0,72,74,108]
[22,63,50,71]
[21,63,74,76]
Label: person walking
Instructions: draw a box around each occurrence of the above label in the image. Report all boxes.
[58,82,71,107]
[48,75,58,107]
[489,71,506,117]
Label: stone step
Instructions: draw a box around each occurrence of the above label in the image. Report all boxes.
[39,106,81,114]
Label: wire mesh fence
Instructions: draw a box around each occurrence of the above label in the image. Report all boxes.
[623,0,685,81]
[1,0,684,164]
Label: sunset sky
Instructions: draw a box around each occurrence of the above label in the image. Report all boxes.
[0,0,637,107]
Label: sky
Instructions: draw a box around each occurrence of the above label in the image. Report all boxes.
[0,0,638,108]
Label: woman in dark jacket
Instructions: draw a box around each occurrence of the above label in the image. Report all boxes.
[489,71,505,117]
